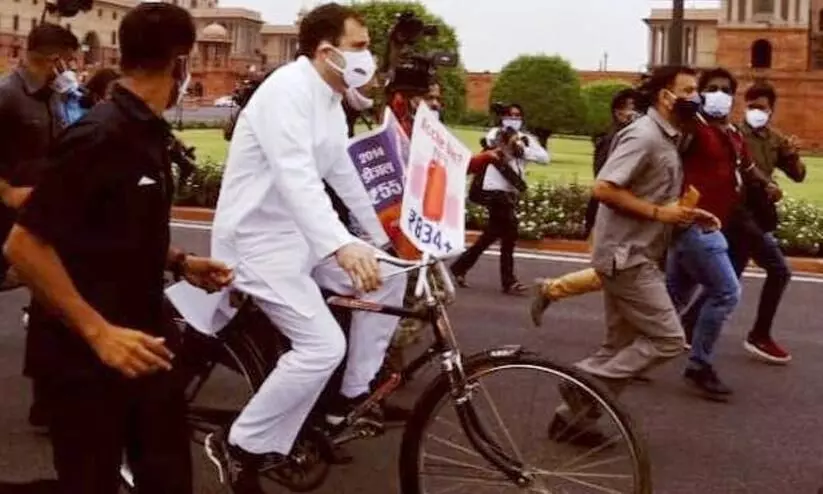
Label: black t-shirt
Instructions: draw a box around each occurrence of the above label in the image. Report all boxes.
[19,84,174,380]
[0,69,66,277]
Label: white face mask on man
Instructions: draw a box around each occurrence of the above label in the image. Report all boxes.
[501,117,523,132]
[745,108,771,129]
[701,90,734,118]
[323,44,377,89]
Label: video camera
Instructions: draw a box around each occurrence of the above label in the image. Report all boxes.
[383,11,459,96]
[44,0,92,18]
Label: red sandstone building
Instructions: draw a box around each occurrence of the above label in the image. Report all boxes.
[0,0,300,100]
[468,0,823,148]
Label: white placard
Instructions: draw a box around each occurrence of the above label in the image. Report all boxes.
[399,103,471,257]
[165,281,237,336]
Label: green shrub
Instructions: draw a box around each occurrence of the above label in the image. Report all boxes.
[776,198,823,256]
[490,55,587,134]
[175,158,224,208]
[581,80,633,136]
[173,159,823,258]
[460,109,492,127]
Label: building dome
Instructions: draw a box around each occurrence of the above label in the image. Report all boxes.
[200,23,229,42]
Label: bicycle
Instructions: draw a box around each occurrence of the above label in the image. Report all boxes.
[120,252,652,494]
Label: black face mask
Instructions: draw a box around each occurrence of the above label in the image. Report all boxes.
[671,94,702,121]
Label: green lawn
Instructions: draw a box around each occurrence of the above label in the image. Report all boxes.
[178,127,823,205]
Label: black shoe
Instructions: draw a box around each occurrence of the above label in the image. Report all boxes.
[684,366,732,402]
[205,430,287,493]
[548,414,613,448]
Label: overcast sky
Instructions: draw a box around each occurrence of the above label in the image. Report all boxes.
[217,0,720,72]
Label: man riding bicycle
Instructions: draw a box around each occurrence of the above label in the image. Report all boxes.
[206,3,407,491]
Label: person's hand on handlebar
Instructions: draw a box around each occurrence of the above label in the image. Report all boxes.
[336,242,382,293]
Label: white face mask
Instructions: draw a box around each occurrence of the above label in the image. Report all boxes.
[344,87,373,111]
[325,45,376,89]
[745,108,771,129]
[52,69,79,95]
[502,117,522,132]
[701,90,734,118]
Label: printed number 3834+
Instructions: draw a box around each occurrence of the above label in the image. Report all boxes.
[408,209,444,250]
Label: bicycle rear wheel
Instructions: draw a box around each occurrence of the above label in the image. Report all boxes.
[398,353,651,494]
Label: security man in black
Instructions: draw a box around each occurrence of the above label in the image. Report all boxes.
[4,4,233,493]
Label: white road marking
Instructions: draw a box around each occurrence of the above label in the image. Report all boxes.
[170,221,823,284]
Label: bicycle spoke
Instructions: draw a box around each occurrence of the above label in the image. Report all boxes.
[477,382,524,462]
[537,471,626,494]
[555,434,621,471]
[562,454,631,473]
[423,453,502,476]
[427,433,484,460]
[421,472,549,492]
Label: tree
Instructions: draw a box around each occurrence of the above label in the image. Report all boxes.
[490,55,586,134]
[581,80,633,136]
[351,1,466,123]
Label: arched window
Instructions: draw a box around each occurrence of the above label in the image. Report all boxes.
[818,9,823,31]
[751,39,773,68]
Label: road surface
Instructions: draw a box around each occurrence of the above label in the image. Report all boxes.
[0,222,821,493]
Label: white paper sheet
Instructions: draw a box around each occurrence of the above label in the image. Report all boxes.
[164,281,238,336]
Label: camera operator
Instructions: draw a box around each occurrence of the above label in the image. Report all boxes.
[5,4,233,492]
[451,103,549,295]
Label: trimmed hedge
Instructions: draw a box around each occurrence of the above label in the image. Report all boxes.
[177,161,823,258]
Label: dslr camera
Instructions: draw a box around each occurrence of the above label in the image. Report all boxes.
[382,11,459,96]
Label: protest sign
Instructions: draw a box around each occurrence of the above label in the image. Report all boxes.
[346,107,418,257]
[400,103,471,257]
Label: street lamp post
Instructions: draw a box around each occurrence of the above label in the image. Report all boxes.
[668,0,685,65]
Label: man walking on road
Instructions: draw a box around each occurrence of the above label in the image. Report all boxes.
[4,4,232,493]
[549,66,719,445]
[0,22,79,428]
[735,82,804,364]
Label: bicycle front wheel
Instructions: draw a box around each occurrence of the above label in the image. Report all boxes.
[398,353,651,494]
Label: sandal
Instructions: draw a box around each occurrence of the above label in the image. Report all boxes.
[503,281,528,296]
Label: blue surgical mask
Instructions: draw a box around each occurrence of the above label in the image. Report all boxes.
[702,90,734,118]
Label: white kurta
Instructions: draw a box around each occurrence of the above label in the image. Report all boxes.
[211,56,406,455]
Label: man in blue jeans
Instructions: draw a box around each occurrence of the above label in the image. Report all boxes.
[666,68,776,401]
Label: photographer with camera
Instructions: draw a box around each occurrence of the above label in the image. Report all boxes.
[451,103,549,295]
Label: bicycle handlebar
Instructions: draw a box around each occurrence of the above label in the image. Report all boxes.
[374,250,460,301]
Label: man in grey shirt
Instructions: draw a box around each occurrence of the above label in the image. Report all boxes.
[550,66,719,446]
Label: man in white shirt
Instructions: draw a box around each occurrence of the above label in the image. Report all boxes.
[206,4,407,490]
[452,104,550,294]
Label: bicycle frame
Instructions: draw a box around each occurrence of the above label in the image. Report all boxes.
[180,251,527,483]
[326,253,529,483]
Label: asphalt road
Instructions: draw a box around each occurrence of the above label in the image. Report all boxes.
[0,223,822,493]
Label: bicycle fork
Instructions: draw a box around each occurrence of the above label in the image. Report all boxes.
[440,350,533,487]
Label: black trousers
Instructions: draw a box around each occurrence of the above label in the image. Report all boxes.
[452,193,519,289]
[724,212,792,341]
[40,371,192,494]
